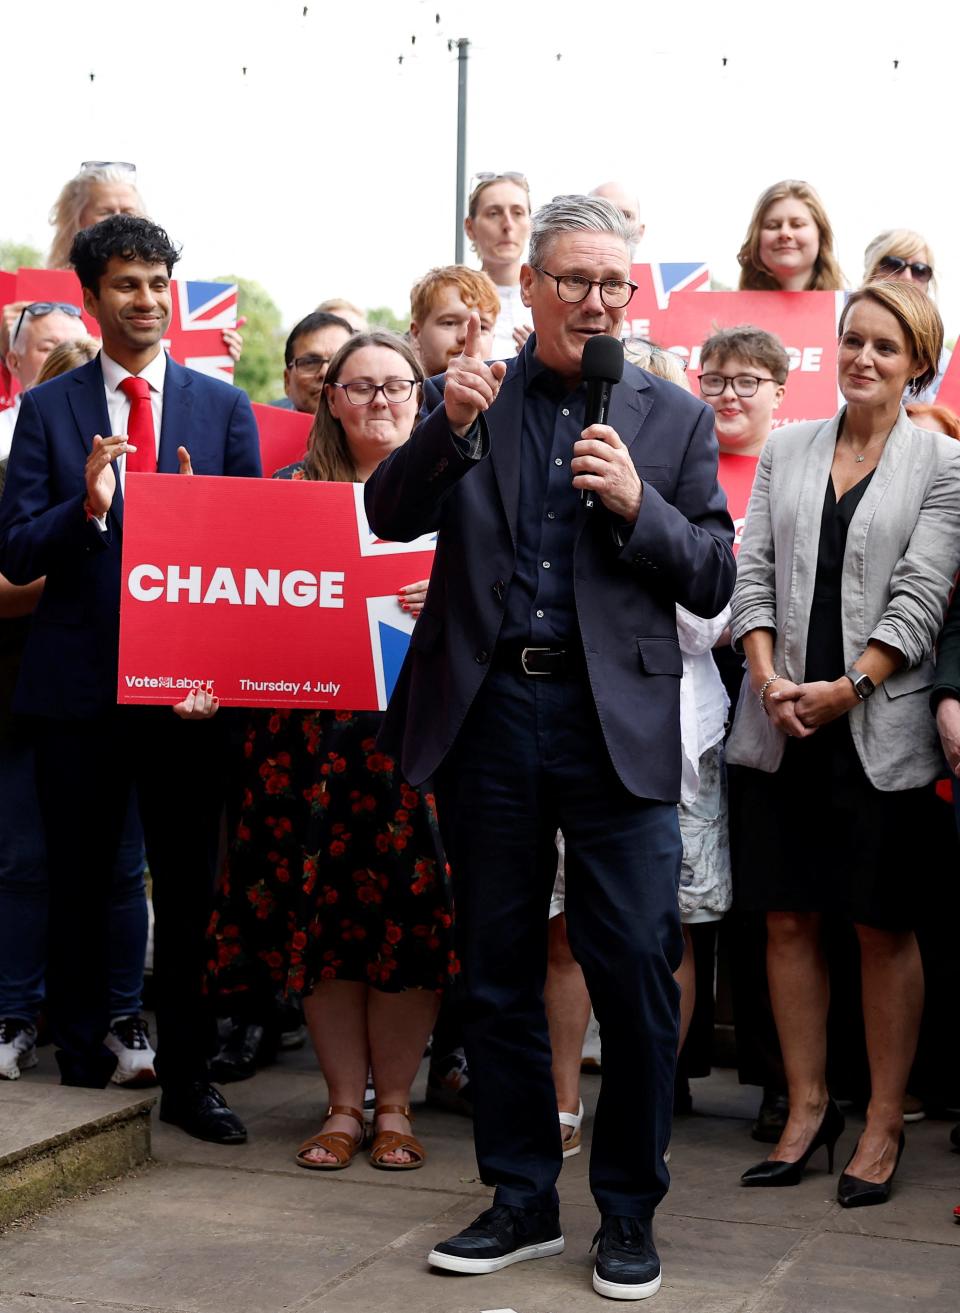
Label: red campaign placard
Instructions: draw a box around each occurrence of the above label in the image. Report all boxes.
[625,269,843,428]
[718,452,759,556]
[936,347,960,414]
[14,268,237,384]
[1,271,21,410]
[117,474,435,710]
[252,402,312,477]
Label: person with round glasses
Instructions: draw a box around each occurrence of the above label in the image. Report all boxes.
[727,281,960,1208]
[209,331,453,1175]
[864,230,949,402]
[465,172,533,358]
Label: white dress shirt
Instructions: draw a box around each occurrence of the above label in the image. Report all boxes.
[100,349,167,491]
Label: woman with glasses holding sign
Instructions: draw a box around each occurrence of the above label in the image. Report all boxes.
[864,229,950,403]
[209,331,453,1174]
[726,281,960,1207]
[737,180,845,293]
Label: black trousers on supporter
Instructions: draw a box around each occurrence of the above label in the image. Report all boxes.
[434,669,683,1218]
[33,706,226,1090]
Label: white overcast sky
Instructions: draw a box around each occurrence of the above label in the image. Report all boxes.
[4,0,959,341]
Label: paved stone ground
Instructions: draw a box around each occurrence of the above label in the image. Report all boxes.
[1,1039,958,1313]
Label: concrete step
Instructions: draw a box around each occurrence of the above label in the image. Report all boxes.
[0,1080,154,1228]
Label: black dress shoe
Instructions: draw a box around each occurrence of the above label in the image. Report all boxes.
[56,1049,117,1089]
[741,1098,844,1186]
[210,1021,274,1083]
[427,1203,563,1273]
[751,1088,790,1143]
[159,1082,248,1144]
[591,1215,661,1300]
[837,1132,904,1208]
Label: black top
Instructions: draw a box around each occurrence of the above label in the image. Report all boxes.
[804,470,874,683]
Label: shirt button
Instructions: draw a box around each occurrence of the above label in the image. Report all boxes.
[562,408,570,416]
[536,609,545,619]
[547,511,556,520]
[542,561,551,569]
[554,458,563,466]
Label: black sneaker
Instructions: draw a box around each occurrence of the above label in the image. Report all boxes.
[591,1215,661,1300]
[428,1203,563,1274]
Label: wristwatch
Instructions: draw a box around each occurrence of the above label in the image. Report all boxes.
[845,669,875,701]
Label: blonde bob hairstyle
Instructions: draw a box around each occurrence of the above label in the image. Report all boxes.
[48,165,146,270]
[737,180,845,292]
[34,336,100,387]
[301,331,424,484]
[838,282,943,398]
[863,229,936,294]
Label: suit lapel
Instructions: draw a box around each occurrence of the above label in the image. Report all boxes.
[67,359,121,523]
[489,367,524,547]
[158,355,192,474]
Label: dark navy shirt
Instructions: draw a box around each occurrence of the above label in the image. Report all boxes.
[499,340,586,644]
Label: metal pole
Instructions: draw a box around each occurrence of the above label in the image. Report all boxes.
[454,37,469,263]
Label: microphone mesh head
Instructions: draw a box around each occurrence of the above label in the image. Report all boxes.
[581,334,624,384]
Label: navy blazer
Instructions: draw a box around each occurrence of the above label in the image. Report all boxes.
[364,349,736,801]
[0,355,262,719]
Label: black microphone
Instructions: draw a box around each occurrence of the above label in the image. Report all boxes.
[580,334,624,509]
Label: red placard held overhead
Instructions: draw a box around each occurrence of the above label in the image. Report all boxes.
[118,474,435,710]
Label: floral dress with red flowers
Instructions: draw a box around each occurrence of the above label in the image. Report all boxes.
[207,461,456,1001]
[209,705,457,999]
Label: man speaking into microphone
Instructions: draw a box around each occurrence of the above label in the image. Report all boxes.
[365,195,734,1300]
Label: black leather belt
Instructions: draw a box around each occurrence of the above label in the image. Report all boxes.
[491,641,585,678]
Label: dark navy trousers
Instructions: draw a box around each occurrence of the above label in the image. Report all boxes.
[435,668,683,1218]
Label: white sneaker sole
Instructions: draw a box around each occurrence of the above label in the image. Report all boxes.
[0,1048,38,1080]
[110,1063,158,1087]
[428,1235,564,1273]
[593,1267,662,1300]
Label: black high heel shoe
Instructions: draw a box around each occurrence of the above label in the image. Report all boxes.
[837,1131,905,1208]
[741,1098,845,1187]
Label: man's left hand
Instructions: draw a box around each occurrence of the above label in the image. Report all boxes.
[173,681,219,719]
[571,424,642,522]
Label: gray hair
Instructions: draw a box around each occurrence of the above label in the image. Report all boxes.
[528,194,634,269]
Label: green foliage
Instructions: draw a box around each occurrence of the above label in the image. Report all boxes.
[366,305,409,335]
[0,240,44,272]
[214,274,285,404]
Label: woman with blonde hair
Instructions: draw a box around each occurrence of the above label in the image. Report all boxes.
[729,281,960,1206]
[33,336,100,386]
[738,180,845,292]
[864,230,949,401]
[48,163,145,270]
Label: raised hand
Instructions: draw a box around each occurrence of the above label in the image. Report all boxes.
[444,310,507,436]
[84,434,134,517]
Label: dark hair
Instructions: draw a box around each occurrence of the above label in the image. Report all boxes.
[69,214,181,292]
[284,311,353,366]
[700,324,790,384]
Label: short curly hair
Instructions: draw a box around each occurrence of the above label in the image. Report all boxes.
[70,214,181,293]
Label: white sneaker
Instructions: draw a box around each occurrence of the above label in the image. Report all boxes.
[104,1015,158,1086]
[0,1018,39,1080]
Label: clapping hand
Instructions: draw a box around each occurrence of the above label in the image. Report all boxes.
[444,311,507,436]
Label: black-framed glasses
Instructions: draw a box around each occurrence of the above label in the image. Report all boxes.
[697,373,779,398]
[877,255,933,284]
[288,354,334,377]
[80,160,137,174]
[11,301,83,347]
[533,267,637,309]
[330,379,418,406]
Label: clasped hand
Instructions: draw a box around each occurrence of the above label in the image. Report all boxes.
[84,436,195,516]
[444,311,508,435]
[765,677,859,736]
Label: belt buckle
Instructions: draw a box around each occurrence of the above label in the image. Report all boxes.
[521,645,554,676]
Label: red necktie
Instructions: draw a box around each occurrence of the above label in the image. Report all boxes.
[119,375,157,473]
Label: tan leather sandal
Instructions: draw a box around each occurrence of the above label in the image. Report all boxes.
[369,1103,426,1171]
[295,1105,365,1170]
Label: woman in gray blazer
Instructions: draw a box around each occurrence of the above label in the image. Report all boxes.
[727,281,960,1207]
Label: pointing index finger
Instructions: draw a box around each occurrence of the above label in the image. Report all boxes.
[462,309,482,360]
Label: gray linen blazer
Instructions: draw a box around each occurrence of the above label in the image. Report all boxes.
[726,408,960,790]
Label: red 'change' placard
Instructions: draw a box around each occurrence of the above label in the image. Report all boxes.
[117,474,435,710]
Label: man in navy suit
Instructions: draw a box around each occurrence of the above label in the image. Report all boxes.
[366,196,735,1300]
[0,216,261,1142]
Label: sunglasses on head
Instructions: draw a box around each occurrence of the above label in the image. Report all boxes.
[878,255,933,283]
[11,301,83,347]
[80,160,137,174]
